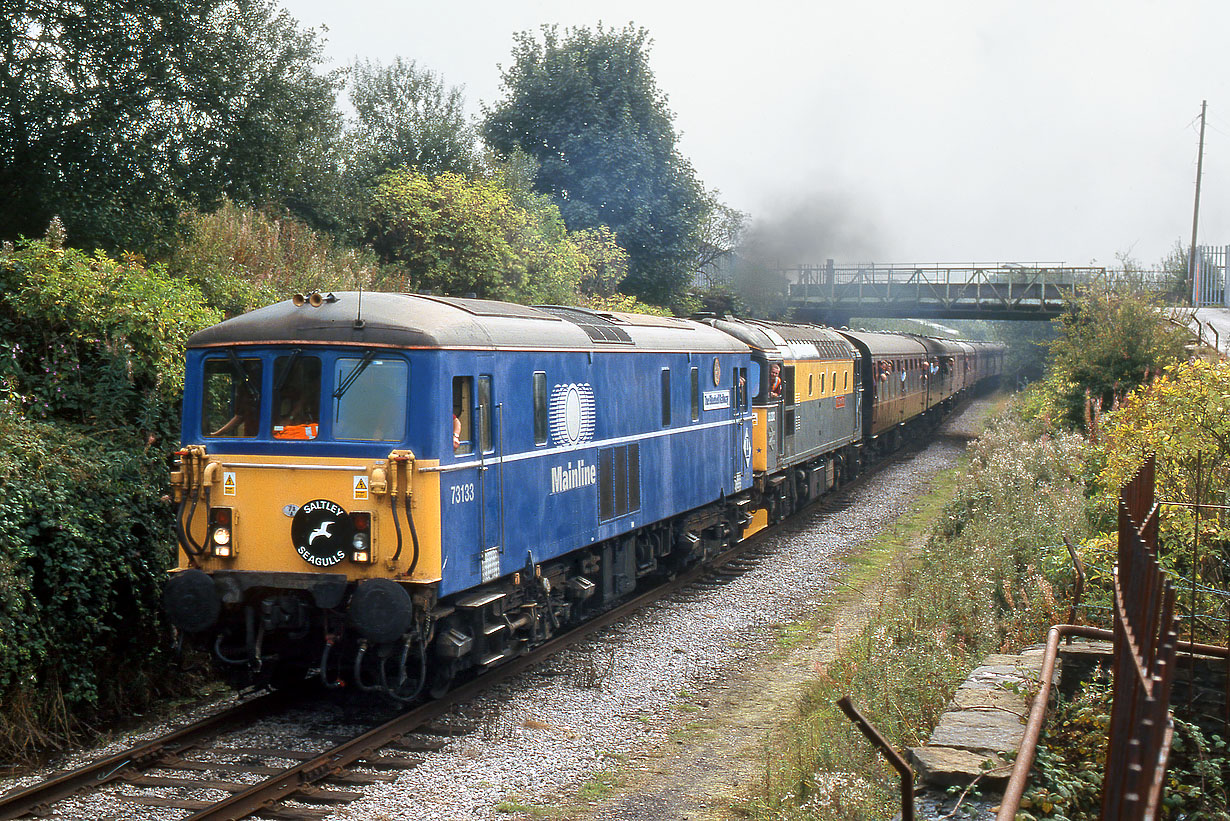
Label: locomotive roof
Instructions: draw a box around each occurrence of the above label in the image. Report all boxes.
[692,316,856,360]
[186,292,748,354]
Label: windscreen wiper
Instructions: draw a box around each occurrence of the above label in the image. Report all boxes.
[274,349,302,392]
[226,349,258,401]
[332,350,376,400]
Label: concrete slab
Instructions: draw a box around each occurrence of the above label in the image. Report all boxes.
[927,708,1026,752]
[909,746,1013,788]
[911,648,1041,788]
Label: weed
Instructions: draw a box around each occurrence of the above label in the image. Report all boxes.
[746,398,1088,820]
[577,769,623,802]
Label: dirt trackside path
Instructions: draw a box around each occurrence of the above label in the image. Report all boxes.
[576,542,913,821]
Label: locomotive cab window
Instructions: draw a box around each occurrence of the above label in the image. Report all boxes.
[202,357,262,438]
[453,377,473,455]
[332,356,406,442]
[273,354,321,440]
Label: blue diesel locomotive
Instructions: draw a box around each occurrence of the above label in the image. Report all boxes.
[164,293,1002,696]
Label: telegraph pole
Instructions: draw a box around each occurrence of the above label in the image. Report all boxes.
[1189,99,1208,306]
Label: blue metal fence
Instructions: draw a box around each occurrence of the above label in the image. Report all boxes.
[1192,245,1230,306]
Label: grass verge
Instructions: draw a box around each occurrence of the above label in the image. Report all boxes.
[740,404,1088,820]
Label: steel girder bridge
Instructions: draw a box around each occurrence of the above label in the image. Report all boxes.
[783,262,1117,324]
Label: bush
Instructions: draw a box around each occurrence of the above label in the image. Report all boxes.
[0,237,218,757]
[0,414,177,757]
[0,238,219,441]
[169,202,385,318]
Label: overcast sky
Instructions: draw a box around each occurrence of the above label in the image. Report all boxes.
[282,0,1230,269]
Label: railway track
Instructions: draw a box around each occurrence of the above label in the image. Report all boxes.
[0,529,786,820]
[0,411,955,821]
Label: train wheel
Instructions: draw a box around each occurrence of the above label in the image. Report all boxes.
[428,661,456,699]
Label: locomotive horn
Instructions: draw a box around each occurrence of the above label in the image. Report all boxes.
[292,293,306,307]
[308,291,324,308]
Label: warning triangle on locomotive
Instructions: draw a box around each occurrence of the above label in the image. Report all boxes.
[164,291,1003,698]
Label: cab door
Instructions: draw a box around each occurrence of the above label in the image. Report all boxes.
[732,366,752,491]
[475,364,503,582]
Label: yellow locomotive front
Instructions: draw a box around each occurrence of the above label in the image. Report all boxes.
[164,295,445,691]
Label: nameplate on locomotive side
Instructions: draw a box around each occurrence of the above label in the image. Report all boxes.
[703,390,731,411]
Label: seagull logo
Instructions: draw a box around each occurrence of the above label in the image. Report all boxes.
[308,521,334,545]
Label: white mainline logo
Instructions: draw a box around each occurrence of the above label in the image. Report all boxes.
[551,459,597,494]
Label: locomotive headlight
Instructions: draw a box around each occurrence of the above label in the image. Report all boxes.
[209,507,235,557]
[349,512,372,562]
[351,531,371,563]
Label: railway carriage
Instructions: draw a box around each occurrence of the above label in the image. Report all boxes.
[914,336,965,410]
[837,330,931,452]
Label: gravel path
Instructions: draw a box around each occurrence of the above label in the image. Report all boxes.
[0,398,994,820]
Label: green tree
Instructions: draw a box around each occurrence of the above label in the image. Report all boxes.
[482,24,708,307]
[1045,289,1187,430]
[0,0,343,253]
[348,57,477,181]
[368,167,625,306]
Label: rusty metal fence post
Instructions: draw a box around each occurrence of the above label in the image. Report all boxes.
[998,457,1183,821]
[836,696,913,821]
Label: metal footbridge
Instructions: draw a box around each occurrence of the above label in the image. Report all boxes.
[782,261,1111,324]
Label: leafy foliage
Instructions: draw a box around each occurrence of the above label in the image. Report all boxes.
[348,57,478,181]
[169,202,385,317]
[483,24,708,307]
[1044,289,1187,430]
[1092,359,1230,643]
[368,167,627,305]
[0,415,177,757]
[0,238,218,757]
[0,238,219,439]
[1021,673,1230,820]
[0,0,343,253]
[1100,359,1230,503]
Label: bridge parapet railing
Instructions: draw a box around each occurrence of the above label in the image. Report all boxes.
[782,263,1190,314]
